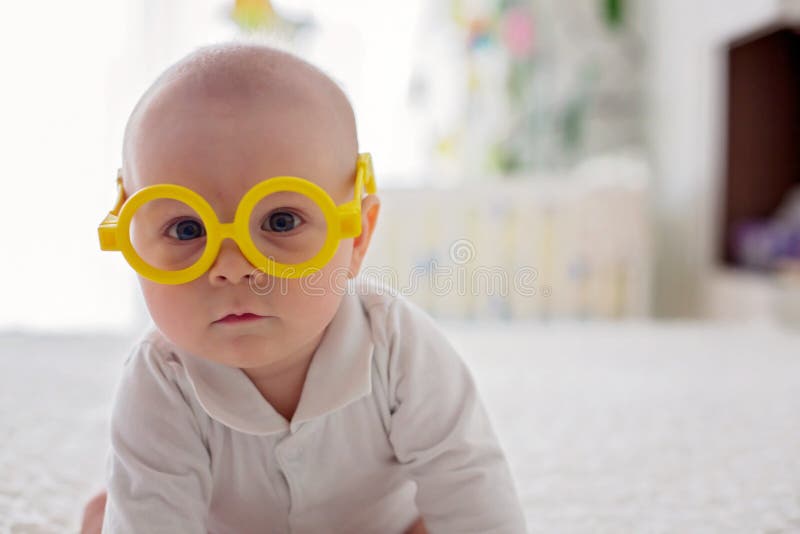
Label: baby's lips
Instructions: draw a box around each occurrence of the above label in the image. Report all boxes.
[213,310,272,323]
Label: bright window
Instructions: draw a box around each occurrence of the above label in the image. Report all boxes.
[0,0,425,332]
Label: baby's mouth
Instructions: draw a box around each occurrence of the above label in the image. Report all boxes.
[213,313,271,324]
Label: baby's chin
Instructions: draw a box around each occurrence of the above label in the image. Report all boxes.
[198,331,288,369]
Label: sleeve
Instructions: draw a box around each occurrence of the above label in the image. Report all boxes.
[384,298,528,534]
[102,341,213,534]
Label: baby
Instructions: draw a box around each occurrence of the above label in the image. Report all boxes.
[87,42,527,533]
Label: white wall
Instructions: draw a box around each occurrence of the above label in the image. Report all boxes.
[0,0,426,333]
[645,0,782,317]
[4,0,785,330]
[0,0,135,333]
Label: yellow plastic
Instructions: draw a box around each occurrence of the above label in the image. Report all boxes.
[98,153,376,284]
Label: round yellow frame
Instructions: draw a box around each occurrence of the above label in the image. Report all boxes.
[98,153,376,284]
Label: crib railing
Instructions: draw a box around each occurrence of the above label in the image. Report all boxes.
[361,159,651,320]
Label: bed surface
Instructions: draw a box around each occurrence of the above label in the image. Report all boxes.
[2,321,799,533]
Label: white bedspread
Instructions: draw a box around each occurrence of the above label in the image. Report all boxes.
[1,321,799,533]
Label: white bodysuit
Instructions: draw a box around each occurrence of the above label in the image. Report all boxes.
[102,280,527,533]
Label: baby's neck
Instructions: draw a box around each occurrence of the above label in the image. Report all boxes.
[242,330,325,422]
[252,370,307,422]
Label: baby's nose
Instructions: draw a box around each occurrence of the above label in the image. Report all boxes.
[207,238,256,286]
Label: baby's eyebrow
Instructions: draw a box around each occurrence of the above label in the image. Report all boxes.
[137,200,199,219]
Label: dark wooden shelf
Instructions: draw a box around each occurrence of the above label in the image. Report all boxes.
[721,23,800,266]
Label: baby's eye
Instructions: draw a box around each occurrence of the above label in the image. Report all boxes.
[166,219,206,241]
[263,211,303,233]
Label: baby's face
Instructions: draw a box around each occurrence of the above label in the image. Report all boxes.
[126,83,365,373]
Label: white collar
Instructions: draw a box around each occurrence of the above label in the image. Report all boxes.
[176,289,374,436]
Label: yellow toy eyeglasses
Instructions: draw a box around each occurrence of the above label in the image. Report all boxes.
[98,153,376,284]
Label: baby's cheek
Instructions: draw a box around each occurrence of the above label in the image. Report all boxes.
[281,272,344,331]
[285,276,339,312]
[139,280,199,341]
[323,241,355,290]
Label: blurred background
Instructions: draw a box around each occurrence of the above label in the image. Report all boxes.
[2,0,800,332]
[3,1,800,532]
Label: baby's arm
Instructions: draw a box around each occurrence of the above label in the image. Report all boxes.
[102,341,212,533]
[384,299,527,533]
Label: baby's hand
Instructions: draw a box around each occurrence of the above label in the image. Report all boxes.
[80,490,107,534]
[404,517,428,534]
[82,488,426,534]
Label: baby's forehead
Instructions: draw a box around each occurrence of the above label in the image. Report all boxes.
[123,44,358,203]
[129,84,355,206]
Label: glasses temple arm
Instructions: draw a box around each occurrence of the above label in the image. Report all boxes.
[339,153,376,237]
[98,171,128,251]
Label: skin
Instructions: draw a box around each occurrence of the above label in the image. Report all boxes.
[81,44,427,534]
[125,51,371,421]
[121,44,375,413]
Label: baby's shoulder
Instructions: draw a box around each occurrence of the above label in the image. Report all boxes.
[353,277,414,323]
[350,278,468,400]
[351,277,445,346]
[351,277,400,315]
[121,325,189,382]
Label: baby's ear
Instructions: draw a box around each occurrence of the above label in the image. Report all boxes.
[348,195,380,278]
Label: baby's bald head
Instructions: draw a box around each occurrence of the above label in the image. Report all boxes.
[122,42,359,205]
